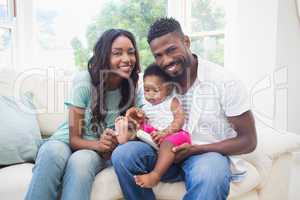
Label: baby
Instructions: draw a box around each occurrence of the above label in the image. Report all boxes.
[114,63,191,188]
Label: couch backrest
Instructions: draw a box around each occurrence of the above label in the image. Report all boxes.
[0,68,73,136]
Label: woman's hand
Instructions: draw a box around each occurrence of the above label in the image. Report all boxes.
[96,128,118,153]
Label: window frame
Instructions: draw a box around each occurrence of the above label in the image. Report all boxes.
[168,0,225,65]
[0,0,17,69]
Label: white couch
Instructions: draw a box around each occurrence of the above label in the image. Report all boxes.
[0,68,300,200]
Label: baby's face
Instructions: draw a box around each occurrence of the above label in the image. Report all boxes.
[143,75,170,105]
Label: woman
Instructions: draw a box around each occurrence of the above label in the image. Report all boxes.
[25,29,141,200]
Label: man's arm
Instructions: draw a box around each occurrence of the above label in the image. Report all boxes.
[173,110,257,162]
[193,110,256,155]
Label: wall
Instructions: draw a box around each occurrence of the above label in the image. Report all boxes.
[225,0,300,134]
[276,0,300,134]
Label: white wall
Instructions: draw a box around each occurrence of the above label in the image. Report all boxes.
[276,0,300,134]
[225,0,300,134]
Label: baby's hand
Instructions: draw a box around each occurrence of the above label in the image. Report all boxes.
[125,107,145,127]
[151,130,166,145]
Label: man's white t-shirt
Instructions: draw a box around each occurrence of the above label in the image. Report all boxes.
[176,57,250,182]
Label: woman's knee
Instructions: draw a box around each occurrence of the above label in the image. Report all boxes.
[66,150,103,177]
[36,140,71,167]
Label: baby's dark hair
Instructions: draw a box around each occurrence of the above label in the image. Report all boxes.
[143,63,172,83]
[147,17,184,43]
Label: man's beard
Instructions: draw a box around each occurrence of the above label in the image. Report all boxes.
[169,56,191,82]
[171,66,187,82]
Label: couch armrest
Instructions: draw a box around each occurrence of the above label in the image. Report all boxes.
[256,125,300,160]
[239,125,300,189]
[289,151,300,200]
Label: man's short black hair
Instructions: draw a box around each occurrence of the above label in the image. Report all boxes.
[147,17,184,44]
[143,63,171,82]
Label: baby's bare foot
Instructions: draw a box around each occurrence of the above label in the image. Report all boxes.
[115,116,130,144]
[134,171,161,188]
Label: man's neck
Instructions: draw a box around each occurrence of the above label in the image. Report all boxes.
[177,54,198,94]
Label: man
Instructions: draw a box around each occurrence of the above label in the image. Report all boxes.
[112,17,257,200]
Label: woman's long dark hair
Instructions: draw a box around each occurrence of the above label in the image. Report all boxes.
[88,29,141,131]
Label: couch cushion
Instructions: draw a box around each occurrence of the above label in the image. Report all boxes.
[0,68,71,136]
[239,141,272,189]
[0,160,260,200]
[229,161,260,198]
[0,163,34,200]
[91,163,260,200]
[26,73,69,136]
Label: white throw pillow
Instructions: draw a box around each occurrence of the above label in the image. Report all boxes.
[0,94,41,165]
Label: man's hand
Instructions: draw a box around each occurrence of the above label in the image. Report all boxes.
[172,143,196,163]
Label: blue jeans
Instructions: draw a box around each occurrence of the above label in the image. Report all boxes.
[25,140,106,200]
[112,141,231,200]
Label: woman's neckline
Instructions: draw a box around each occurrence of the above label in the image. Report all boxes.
[106,88,120,93]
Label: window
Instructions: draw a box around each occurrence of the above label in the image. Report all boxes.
[0,0,9,18]
[168,0,225,66]
[189,0,225,66]
[0,0,16,69]
[30,0,167,71]
[3,1,225,71]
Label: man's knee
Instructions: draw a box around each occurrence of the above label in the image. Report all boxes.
[112,141,155,170]
[187,152,231,188]
[111,143,131,165]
